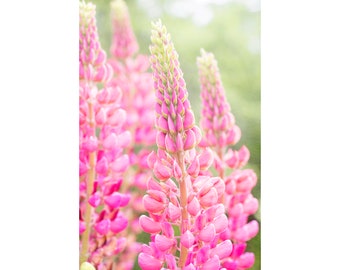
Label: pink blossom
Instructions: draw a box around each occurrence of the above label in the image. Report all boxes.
[197,49,259,269]
[79,1,131,268]
[138,20,230,269]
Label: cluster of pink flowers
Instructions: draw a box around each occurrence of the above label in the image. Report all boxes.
[197,49,259,269]
[79,2,131,269]
[79,1,259,269]
[106,0,157,268]
[137,20,233,270]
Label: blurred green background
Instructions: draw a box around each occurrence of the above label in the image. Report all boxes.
[89,0,260,268]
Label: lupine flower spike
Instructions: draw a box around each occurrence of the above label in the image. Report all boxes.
[197,49,259,269]
[138,20,232,270]
[107,0,156,268]
[79,2,131,269]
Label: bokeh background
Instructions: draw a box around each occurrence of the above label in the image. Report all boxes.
[90,0,260,268]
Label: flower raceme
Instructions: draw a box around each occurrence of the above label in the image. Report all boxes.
[79,2,131,269]
[197,49,259,269]
[138,20,232,270]
[106,0,157,268]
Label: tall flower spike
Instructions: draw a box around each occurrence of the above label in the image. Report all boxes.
[110,0,139,58]
[79,1,112,83]
[149,20,199,151]
[107,0,157,268]
[79,2,131,268]
[197,49,259,269]
[139,20,230,270]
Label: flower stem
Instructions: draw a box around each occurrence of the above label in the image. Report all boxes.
[177,151,189,268]
[80,101,96,265]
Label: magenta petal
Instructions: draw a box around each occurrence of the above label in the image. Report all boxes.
[111,215,128,233]
[213,214,228,233]
[157,116,168,132]
[104,192,121,209]
[117,131,132,148]
[244,196,258,214]
[187,196,200,216]
[153,162,172,180]
[119,193,130,207]
[183,264,196,270]
[96,156,108,175]
[155,234,174,252]
[138,253,162,270]
[103,133,117,150]
[183,129,196,150]
[183,110,195,130]
[111,154,129,172]
[165,134,176,153]
[79,221,86,234]
[232,243,247,257]
[176,133,184,151]
[156,132,166,149]
[139,215,162,234]
[199,188,218,208]
[143,195,165,213]
[94,219,110,235]
[198,148,214,170]
[187,157,200,177]
[181,230,195,248]
[173,160,182,179]
[88,192,101,208]
[199,223,216,242]
[238,252,255,269]
[212,240,233,259]
[167,202,181,221]
[202,255,220,270]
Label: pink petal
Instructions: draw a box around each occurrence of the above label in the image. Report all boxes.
[167,202,181,221]
[155,234,175,252]
[102,133,117,150]
[183,129,196,150]
[202,255,220,270]
[238,252,255,269]
[199,188,218,208]
[183,110,195,130]
[181,230,195,248]
[199,223,216,242]
[187,196,200,216]
[94,219,110,235]
[143,195,165,213]
[139,215,162,234]
[153,161,172,180]
[110,215,128,233]
[104,192,121,209]
[173,160,182,179]
[88,192,101,208]
[111,154,129,172]
[212,240,233,259]
[213,214,229,233]
[156,132,166,149]
[198,148,214,170]
[96,156,108,175]
[165,134,176,153]
[138,253,162,270]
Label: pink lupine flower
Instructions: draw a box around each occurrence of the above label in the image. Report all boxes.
[79,1,131,268]
[110,0,138,59]
[197,49,259,269]
[138,20,231,269]
[104,0,157,268]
